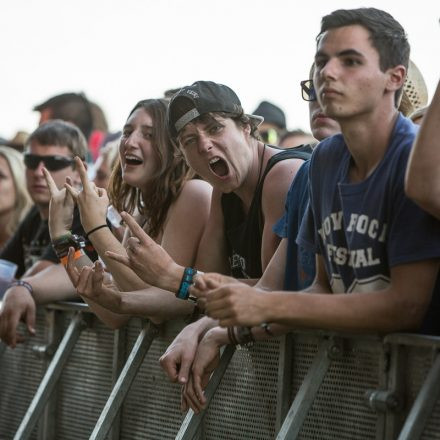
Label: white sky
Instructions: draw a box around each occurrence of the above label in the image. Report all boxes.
[2,0,439,140]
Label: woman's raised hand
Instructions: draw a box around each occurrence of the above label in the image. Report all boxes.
[65,157,109,234]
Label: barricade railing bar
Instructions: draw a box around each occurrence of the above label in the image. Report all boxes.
[1,303,440,440]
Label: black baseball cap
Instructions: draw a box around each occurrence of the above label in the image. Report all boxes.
[253,101,286,130]
[167,81,263,138]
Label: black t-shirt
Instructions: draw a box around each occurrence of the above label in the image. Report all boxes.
[0,205,96,278]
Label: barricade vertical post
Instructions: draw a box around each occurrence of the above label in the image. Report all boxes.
[108,326,128,440]
[175,345,236,440]
[397,352,440,440]
[276,338,334,440]
[13,312,86,440]
[89,320,159,440]
[39,309,63,440]
[383,343,406,439]
[276,334,294,433]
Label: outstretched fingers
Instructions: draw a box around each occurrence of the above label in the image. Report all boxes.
[42,167,60,197]
[105,250,132,268]
[65,247,81,287]
[120,212,152,246]
[73,156,95,194]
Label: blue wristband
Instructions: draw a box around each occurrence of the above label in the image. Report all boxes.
[176,267,197,300]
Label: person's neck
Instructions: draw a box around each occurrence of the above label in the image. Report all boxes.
[37,204,49,220]
[340,107,399,183]
[233,140,267,212]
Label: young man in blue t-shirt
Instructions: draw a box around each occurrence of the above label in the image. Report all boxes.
[182,8,440,410]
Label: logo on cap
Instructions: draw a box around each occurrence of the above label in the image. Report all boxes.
[186,90,199,99]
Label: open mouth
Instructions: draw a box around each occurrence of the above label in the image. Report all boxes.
[125,154,143,166]
[209,157,229,178]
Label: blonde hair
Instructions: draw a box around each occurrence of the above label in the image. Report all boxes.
[0,146,32,236]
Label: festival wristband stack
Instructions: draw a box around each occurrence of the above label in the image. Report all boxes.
[52,232,86,265]
[175,267,202,301]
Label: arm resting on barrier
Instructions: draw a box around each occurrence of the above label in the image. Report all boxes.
[203,255,438,333]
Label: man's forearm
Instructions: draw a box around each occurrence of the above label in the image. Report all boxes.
[23,264,77,304]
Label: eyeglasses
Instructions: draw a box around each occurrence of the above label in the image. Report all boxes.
[24,154,75,171]
[300,79,317,102]
[260,128,279,145]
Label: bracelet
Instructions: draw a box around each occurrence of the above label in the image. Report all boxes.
[8,280,34,298]
[236,326,255,348]
[85,224,108,239]
[176,267,197,300]
[261,322,275,337]
[52,232,73,246]
[227,326,239,345]
[60,249,84,266]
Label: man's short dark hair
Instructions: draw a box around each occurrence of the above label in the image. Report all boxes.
[26,119,88,160]
[318,8,410,104]
[33,93,94,139]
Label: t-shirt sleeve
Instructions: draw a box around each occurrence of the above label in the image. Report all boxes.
[0,226,26,277]
[296,200,320,254]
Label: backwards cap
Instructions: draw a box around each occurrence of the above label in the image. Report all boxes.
[167,81,263,138]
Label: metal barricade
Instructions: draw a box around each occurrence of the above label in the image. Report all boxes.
[1,303,440,439]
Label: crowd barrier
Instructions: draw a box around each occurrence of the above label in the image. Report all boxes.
[0,302,440,440]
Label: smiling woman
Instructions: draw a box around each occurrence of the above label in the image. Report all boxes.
[50,98,213,329]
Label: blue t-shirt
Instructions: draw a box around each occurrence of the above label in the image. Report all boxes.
[297,114,440,335]
[273,160,315,290]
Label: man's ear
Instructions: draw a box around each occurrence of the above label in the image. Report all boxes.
[386,65,406,93]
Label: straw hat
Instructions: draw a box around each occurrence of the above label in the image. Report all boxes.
[398,60,428,116]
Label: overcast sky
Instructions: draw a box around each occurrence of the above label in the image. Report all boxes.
[2,0,439,140]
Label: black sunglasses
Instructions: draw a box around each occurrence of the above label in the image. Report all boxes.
[300,79,317,102]
[24,154,75,171]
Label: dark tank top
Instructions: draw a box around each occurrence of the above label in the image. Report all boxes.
[221,144,312,278]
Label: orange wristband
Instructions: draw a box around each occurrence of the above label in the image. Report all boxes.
[60,249,84,266]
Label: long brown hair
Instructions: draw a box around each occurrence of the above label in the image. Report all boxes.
[108,99,194,239]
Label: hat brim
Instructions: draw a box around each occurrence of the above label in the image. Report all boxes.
[248,114,264,126]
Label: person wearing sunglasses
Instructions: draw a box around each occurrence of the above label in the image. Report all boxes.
[0,120,96,348]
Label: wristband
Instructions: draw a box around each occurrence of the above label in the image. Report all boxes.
[60,249,85,266]
[227,326,239,345]
[236,326,255,348]
[176,267,197,300]
[52,232,73,245]
[8,280,34,298]
[85,224,108,239]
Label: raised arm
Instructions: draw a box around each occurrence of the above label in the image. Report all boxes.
[405,79,440,218]
[65,157,147,292]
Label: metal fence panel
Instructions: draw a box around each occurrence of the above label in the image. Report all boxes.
[0,309,47,439]
[203,339,281,440]
[292,334,383,440]
[54,314,114,440]
[119,319,187,439]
